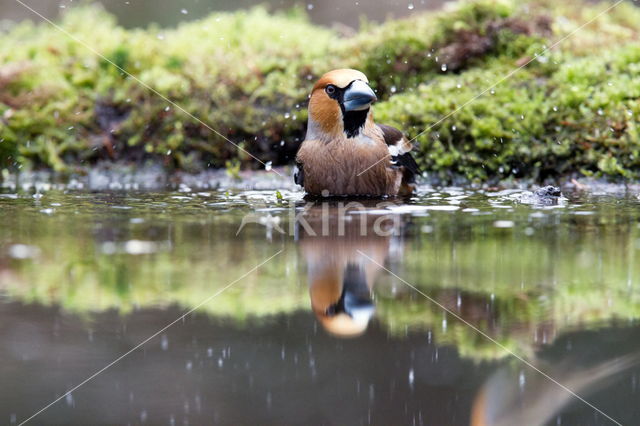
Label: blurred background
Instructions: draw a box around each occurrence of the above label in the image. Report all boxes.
[0,0,444,29]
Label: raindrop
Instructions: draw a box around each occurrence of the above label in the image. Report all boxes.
[408,369,415,386]
[265,161,272,171]
[440,64,447,72]
[180,8,188,15]
[390,86,397,93]
[408,3,415,9]
[307,3,314,10]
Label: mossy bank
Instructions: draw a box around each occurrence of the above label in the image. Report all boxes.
[1,0,639,183]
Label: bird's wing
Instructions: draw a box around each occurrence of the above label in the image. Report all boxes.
[377,124,420,183]
[294,160,304,187]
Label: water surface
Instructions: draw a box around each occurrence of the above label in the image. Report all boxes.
[1,183,640,425]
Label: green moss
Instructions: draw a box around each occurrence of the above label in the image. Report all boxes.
[1,0,640,181]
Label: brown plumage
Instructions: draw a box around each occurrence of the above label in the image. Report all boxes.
[295,69,418,197]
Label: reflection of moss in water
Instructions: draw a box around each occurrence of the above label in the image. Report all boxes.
[374,210,640,358]
[3,204,640,361]
[1,1,640,181]
[5,238,306,318]
[2,192,640,354]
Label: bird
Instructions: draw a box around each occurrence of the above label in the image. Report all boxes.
[295,199,404,338]
[298,203,400,337]
[295,69,419,197]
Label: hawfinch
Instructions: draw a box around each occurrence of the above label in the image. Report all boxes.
[298,204,397,337]
[295,69,419,197]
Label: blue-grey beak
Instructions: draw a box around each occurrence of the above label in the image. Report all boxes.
[343,80,377,112]
[343,291,375,322]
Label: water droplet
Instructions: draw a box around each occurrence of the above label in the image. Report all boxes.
[493,220,515,228]
[265,161,272,171]
[441,64,448,72]
[180,8,188,14]
[408,3,415,10]
[390,85,397,93]
[307,3,314,10]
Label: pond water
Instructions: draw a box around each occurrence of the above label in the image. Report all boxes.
[1,179,640,425]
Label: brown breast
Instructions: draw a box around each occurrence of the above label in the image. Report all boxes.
[297,128,402,196]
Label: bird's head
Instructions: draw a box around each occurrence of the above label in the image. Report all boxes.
[307,69,378,139]
[308,262,375,339]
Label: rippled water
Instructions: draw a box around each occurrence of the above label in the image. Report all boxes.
[1,180,640,425]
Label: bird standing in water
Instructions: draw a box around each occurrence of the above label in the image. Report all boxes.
[295,69,419,197]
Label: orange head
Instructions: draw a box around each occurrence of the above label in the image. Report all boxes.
[308,262,375,338]
[307,69,377,140]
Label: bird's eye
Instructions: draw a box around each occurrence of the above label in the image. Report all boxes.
[325,85,336,96]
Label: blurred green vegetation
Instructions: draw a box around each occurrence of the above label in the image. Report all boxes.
[0,0,639,181]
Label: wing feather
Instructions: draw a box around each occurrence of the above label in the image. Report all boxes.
[376,124,420,185]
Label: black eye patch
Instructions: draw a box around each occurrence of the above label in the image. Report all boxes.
[325,84,344,100]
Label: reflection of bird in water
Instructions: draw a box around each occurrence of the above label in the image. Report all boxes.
[298,203,402,337]
[470,353,640,426]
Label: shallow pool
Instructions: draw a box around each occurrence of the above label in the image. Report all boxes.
[1,182,640,425]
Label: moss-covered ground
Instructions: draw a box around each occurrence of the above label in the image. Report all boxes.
[1,0,639,182]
